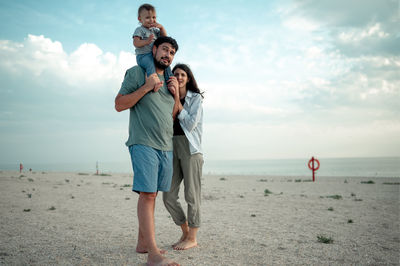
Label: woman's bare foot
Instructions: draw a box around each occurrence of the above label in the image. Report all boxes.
[173,239,198,250]
[172,223,189,247]
[171,233,187,248]
[171,224,198,250]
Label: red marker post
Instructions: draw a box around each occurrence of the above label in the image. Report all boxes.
[308,156,320,182]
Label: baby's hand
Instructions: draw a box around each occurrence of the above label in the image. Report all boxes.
[147,34,154,44]
[152,22,162,29]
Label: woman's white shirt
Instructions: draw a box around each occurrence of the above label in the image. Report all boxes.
[178,90,203,155]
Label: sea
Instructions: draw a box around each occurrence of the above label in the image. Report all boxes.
[1,157,399,178]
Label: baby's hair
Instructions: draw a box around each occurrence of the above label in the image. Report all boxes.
[138,3,156,17]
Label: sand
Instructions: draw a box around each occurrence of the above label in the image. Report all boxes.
[0,170,399,265]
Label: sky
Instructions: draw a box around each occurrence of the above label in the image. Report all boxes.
[0,0,399,166]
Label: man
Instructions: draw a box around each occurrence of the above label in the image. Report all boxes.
[115,36,180,266]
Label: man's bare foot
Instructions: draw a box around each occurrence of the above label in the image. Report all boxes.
[136,241,166,254]
[173,239,198,250]
[147,253,180,266]
[136,247,167,254]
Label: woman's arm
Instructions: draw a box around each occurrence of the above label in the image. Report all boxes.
[178,94,203,132]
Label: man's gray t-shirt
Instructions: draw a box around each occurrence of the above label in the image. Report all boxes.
[133,26,161,55]
[119,66,174,151]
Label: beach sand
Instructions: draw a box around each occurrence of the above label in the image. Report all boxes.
[0,170,399,265]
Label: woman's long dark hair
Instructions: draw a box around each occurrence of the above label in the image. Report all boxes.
[172,63,204,98]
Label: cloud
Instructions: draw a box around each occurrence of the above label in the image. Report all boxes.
[286,0,400,56]
[0,29,399,162]
[282,16,320,31]
[0,35,136,92]
[181,3,400,160]
[187,19,399,124]
[338,23,390,42]
[268,0,400,122]
[290,0,398,27]
[0,34,135,119]
[0,34,134,163]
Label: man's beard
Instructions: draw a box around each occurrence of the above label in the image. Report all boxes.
[154,56,169,70]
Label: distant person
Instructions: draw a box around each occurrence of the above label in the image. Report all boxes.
[163,64,204,250]
[19,163,23,173]
[133,3,173,91]
[115,36,180,266]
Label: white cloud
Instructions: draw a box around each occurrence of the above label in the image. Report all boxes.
[27,34,64,54]
[0,34,136,163]
[290,0,398,28]
[0,34,134,92]
[1,30,399,161]
[306,46,323,58]
[339,23,389,42]
[282,17,320,31]
[185,19,399,128]
[286,0,400,57]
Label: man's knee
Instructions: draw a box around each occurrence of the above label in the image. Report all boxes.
[139,192,158,201]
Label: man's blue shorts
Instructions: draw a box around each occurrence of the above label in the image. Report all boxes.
[129,144,173,193]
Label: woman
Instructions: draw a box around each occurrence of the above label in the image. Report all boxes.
[163,63,204,250]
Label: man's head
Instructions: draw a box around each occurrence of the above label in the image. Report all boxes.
[152,36,179,70]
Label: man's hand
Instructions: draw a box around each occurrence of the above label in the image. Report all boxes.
[167,76,179,97]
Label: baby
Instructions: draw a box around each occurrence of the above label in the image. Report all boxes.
[133,4,173,91]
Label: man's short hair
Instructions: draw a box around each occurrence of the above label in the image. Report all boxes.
[138,4,155,16]
[153,36,179,52]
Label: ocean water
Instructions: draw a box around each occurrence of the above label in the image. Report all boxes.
[203,157,400,177]
[1,157,399,178]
